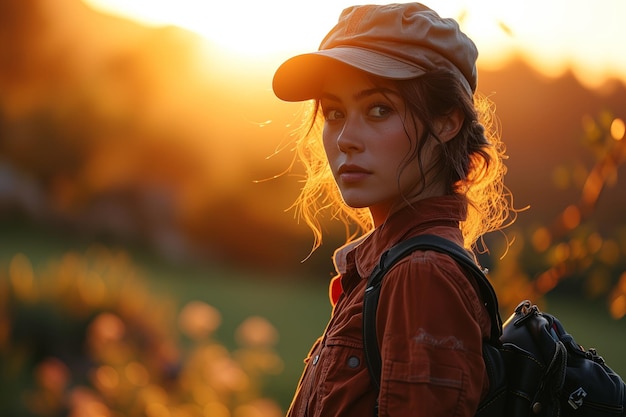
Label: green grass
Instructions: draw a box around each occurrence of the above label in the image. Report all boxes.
[140,259,331,408]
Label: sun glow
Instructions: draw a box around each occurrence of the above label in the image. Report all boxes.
[83,0,626,87]
[84,0,338,56]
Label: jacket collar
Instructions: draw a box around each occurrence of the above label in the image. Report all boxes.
[333,195,467,280]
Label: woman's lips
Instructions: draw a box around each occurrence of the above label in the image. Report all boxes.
[338,164,371,183]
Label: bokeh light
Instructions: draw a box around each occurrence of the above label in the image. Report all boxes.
[611,118,625,141]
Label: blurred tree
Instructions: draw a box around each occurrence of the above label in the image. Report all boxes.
[485,112,626,317]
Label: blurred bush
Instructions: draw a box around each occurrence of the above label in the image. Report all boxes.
[483,111,626,317]
[0,246,284,417]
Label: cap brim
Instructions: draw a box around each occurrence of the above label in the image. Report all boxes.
[272,47,427,102]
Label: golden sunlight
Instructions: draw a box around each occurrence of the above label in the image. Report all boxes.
[83,0,338,55]
[83,0,626,87]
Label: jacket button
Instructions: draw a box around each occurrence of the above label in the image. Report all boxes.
[312,355,320,365]
[347,356,360,368]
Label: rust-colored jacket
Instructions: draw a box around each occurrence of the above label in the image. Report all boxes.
[287,196,492,417]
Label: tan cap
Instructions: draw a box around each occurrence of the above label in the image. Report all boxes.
[273,3,478,101]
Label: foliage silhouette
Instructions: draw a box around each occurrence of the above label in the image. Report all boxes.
[486,111,626,317]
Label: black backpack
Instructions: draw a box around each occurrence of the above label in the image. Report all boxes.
[363,234,626,416]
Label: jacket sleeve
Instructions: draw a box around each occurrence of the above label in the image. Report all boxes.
[375,249,488,417]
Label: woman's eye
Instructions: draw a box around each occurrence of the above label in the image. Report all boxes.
[324,109,344,121]
[369,105,392,118]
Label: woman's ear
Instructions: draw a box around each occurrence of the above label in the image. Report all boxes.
[436,108,464,143]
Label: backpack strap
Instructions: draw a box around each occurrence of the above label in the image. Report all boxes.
[362,234,503,391]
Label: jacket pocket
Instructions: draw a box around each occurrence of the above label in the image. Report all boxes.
[311,336,372,417]
[323,336,366,384]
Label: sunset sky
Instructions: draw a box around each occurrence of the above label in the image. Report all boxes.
[83,0,626,88]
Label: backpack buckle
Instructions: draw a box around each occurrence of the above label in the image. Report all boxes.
[568,387,587,410]
[513,300,538,327]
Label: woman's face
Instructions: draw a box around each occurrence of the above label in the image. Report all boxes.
[320,63,443,226]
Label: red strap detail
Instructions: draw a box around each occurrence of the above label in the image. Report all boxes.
[329,275,343,306]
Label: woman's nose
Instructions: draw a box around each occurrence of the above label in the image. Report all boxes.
[336,117,364,153]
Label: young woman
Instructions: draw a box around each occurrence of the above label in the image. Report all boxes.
[272,3,513,416]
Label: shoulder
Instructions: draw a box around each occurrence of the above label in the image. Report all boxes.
[388,248,471,289]
[380,249,486,322]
